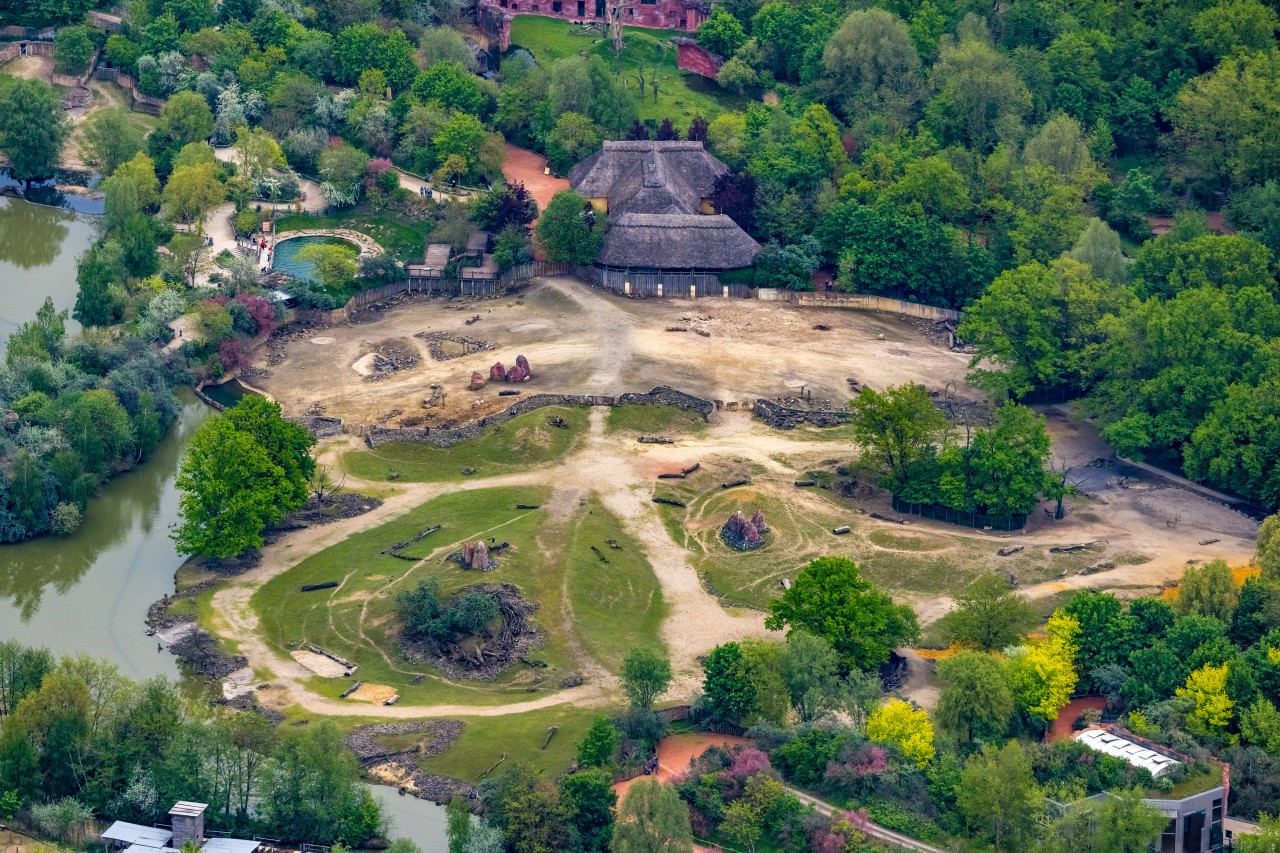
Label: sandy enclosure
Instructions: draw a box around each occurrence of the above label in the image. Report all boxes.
[255,277,977,428]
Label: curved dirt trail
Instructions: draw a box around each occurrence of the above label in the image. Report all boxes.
[207,406,841,718]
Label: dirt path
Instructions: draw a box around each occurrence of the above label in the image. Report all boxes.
[501,144,568,219]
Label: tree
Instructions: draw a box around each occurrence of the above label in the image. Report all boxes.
[0,77,70,185]
[296,242,358,289]
[233,125,285,190]
[1228,181,1280,258]
[535,191,607,264]
[956,742,1042,852]
[937,650,1014,743]
[73,243,125,327]
[172,416,290,558]
[925,33,1031,152]
[81,109,147,180]
[1178,663,1235,739]
[866,698,935,767]
[620,648,671,712]
[1260,515,1280,579]
[545,112,601,176]
[560,769,615,853]
[446,795,470,853]
[1171,51,1280,186]
[54,25,95,74]
[471,182,538,234]
[317,144,369,208]
[821,8,921,134]
[1066,217,1129,283]
[1005,611,1079,722]
[1176,559,1240,622]
[697,7,746,57]
[1238,813,1280,853]
[157,91,215,147]
[702,643,756,724]
[1241,699,1280,754]
[611,779,692,853]
[223,396,316,510]
[778,630,844,722]
[848,383,949,494]
[1038,787,1168,853]
[1192,0,1280,61]
[64,389,135,473]
[163,163,224,227]
[765,556,919,671]
[413,60,491,116]
[937,573,1036,651]
[576,716,618,768]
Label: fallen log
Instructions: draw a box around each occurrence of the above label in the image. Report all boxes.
[869,513,906,524]
[794,480,816,487]
[638,435,674,444]
[1199,538,1221,546]
[480,753,507,779]
[1049,540,1103,553]
[542,726,558,749]
[339,682,362,699]
[653,497,687,508]
[682,463,701,475]
[498,389,521,396]
[383,694,400,705]
[721,479,750,489]
[997,545,1025,557]
[657,472,685,479]
[301,581,339,592]
[590,545,609,563]
[380,525,441,554]
[516,503,541,509]
[832,525,851,535]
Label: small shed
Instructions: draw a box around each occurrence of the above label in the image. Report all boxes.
[101,823,173,850]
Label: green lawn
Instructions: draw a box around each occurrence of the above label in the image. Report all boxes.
[604,403,707,436]
[275,210,435,263]
[245,484,663,707]
[419,705,599,781]
[564,497,667,670]
[342,406,591,482]
[508,15,750,127]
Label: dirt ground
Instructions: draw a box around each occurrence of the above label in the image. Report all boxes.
[349,682,399,703]
[613,732,753,798]
[209,277,1260,720]
[2,55,54,82]
[501,144,568,219]
[291,649,352,678]
[255,277,976,430]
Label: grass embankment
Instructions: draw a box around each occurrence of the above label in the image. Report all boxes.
[653,459,1077,608]
[419,706,600,781]
[249,485,663,706]
[604,403,708,436]
[342,405,590,482]
[508,15,750,127]
[275,211,435,263]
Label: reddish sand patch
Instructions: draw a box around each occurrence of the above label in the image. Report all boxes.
[502,144,569,219]
[1047,696,1107,743]
[613,732,753,799]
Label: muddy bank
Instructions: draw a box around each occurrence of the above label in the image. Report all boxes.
[347,722,475,805]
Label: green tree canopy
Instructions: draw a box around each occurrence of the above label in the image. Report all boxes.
[534,191,607,264]
[937,573,1036,651]
[848,382,949,493]
[610,779,692,853]
[0,77,70,184]
[619,647,671,712]
[766,556,919,671]
[937,650,1014,743]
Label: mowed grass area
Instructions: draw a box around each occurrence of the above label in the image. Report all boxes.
[275,211,434,262]
[653,459,1074,608]
[248,484,664,706]
[604,403,708,436]
[343,406,590,482]
[418,706,599,781]
[508,15,750,127]
[564,497,666,670]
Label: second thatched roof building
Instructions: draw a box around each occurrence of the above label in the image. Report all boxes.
[568,141,760,273]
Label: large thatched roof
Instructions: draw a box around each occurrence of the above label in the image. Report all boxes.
[598,214,760,270]
[568,141,729,215]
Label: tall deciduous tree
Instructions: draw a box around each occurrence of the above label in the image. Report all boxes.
[848,383,949,493]
[778,630,844,722]
[766,556,919,671]
[702,642,756,724]
[1176,559,1240,622]
[956,742,1042,852]
[535,191,607,264]
[172,416,289,558]
[936,650,1014,743]
[937,573,1036,651]
[619,647,671,712]
[821,8,921,134]
[81,109,147,181]
[611,779,692,853]
[0,77,70,185]
[163,162,224,226]
[866,698,935,767]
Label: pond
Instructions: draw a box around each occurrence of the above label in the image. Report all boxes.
[202,377,261,409]
[368,784,450,848]
[0,196,98,347]
[272,235,360,283]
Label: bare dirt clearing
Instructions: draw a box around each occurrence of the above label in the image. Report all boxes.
[207,279,1258,720]
[254,278,977,429]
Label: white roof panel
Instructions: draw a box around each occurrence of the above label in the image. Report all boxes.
[1073,729,1183,778]
[202,839,260,853]
[102,822,174,847]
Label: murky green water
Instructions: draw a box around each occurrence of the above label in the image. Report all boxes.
[0,199,448,844]
[273,235,359,282]
[0,197,97,347]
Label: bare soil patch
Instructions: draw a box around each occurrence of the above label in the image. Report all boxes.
[348,682,399,703]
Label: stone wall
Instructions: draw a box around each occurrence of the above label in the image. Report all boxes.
[673,37,722,78]
[365,386,712,447]
[753,398,851,429]
[776,291,963,322]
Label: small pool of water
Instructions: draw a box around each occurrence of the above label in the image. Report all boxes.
[1,168,103,214]
[273,235,359,283]
[201,378,260,409]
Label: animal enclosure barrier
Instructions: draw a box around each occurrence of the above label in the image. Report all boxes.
[891,496,1028,531]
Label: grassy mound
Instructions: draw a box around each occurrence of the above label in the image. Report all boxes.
[604,403,707,436]
[343,405,591,482]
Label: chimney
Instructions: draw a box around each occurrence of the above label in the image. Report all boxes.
[169,802,207,850]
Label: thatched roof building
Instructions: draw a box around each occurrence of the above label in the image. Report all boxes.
[569,141,759,271]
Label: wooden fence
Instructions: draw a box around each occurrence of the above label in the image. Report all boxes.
[94,66,166,114]
[770,290,963,322]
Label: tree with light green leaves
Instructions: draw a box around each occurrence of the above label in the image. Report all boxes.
[610,780,692,853]
[619,647,671,712]
[848,382,949,493]
[535,191,607,264]
[936,650,1013,743]
[957,742,1042,852]
[297,242,359,289]
[1176,559,1239,622]
[0,77,70,185]
[937,573,1036,651]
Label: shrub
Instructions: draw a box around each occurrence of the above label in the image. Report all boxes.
[50,502,82,535]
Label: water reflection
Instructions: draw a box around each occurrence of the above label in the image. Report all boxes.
[0,195,74,269]
[0,197,96,348]
[0,393,211,679]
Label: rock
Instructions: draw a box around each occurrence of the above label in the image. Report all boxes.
[490,362,505,381]
[469,372,486,390]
